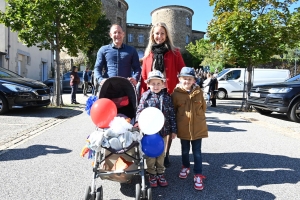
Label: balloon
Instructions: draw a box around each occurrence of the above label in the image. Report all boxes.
[141,134,164,158]
[90,98,117,128]
[138,107,165,135]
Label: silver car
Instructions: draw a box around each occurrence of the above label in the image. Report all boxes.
[43,70,93,93]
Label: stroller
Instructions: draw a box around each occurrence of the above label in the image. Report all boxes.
[84,77,152,200]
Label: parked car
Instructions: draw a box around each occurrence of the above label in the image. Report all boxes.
[0,67,51,115]
[43,70,93,93]
[217,68,290,99]
[247,73,300,123]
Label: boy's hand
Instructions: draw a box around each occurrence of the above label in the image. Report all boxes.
[133,122,139,128]
[171,133,177,139]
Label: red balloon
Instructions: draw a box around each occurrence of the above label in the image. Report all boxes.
[90,98,117,128]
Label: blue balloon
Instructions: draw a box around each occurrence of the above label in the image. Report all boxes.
[141,134,164,158]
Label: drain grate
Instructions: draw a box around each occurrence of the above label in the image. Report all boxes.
[55,115,69,119]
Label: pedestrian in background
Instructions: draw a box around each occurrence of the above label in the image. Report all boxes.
[171,67,208,191]
[203,72,212,106]
[70,66,80,104]
[93,24,141,96]
[209,73,219,107]
[83,67,89,96]
[91,71,95,95]
[140,22,185,168]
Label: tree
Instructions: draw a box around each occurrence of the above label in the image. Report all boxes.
[186,38,232,72]
[82,15,111,69]
[207,0,300,109]
[0,0,103,106]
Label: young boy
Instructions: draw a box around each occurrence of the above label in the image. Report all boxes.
[135,70,177,187]
[171,67,208,190]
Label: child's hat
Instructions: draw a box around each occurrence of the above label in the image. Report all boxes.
[145,70,166,83]
[178,67,195,77]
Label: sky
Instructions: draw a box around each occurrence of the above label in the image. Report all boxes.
[125,0,214,33]
[125,0,300,35]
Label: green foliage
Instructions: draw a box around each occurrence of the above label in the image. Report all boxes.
[82,15,111,69]
[207,0,300,68]
[0,0,102,56]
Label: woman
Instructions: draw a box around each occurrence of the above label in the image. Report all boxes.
[140,22,185,168]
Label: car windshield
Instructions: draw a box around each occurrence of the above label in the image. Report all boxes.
[0,67,23,78]
[218,69,230,78]
[286,74,300,82]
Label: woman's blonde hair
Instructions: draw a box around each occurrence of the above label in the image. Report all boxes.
[144,22,178,57]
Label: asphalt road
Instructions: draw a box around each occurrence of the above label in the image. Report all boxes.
[0,95,299,199]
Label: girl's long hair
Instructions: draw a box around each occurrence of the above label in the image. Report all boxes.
[144,22,178,57]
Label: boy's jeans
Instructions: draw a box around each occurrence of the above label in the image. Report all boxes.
[180,139,203,174]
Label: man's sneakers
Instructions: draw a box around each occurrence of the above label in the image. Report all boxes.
[194,174,206,190]
[149,174,157,187]
[149,174,168,187]
[179,166,190,179]
[157,174,168,187]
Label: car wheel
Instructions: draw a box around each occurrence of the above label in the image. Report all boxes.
[0,94,9,115]
[287,99,300,123]
[217,89,227,99]
[253,107,273,115]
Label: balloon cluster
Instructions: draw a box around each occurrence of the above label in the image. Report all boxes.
[88,98,165,158]
[139,107,165,158]
[90,98,117,128]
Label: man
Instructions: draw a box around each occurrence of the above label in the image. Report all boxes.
[83,67,89,96]
[94,24,141,95]
[70,66,80,104]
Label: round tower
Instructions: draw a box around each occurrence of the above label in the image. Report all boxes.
[100,0,128,42]
[151,5,194,51]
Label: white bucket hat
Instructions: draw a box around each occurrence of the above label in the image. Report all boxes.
[145,70,166,83]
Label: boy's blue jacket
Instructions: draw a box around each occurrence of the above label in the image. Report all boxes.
[136,89,177,137]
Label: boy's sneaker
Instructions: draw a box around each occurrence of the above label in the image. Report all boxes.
[179,166,190,179]
[157,174,168,187]
[149,174,157,188]
[194,174,206,190]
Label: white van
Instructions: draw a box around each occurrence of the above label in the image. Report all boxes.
[216,68,290,99]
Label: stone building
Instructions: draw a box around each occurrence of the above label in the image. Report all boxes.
[101,0,205,58]
[0,0,53,81]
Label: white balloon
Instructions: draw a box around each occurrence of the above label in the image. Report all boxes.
[138,107,165,135]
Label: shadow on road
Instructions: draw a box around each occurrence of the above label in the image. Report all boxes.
[0,145,72,161]
[2,106,83,118]
[138,153,300,200]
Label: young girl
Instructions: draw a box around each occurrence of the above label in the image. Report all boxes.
[171,67,208,190]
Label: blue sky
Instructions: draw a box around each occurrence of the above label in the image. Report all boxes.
[125,0,213,33]
[125,0,300,34]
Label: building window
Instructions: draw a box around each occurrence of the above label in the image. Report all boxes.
[138,34,144,43]
[118,1,121,8]
[185,35,190,44]
[128,33,133,43]
[27,56,31,65]
[186,17,190,26]
[117,17,122,26]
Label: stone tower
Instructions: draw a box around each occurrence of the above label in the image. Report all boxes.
[151,5,194,51]
[100,0,128,42]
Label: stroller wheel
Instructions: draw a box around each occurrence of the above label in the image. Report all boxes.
[147,188,152,200]
[96,186,103,200]
[84,186,91,200]
[135,183,141,200]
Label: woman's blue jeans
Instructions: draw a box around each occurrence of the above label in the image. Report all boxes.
[180,139,203,174]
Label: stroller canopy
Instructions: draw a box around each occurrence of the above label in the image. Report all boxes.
[99,77,137,120]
